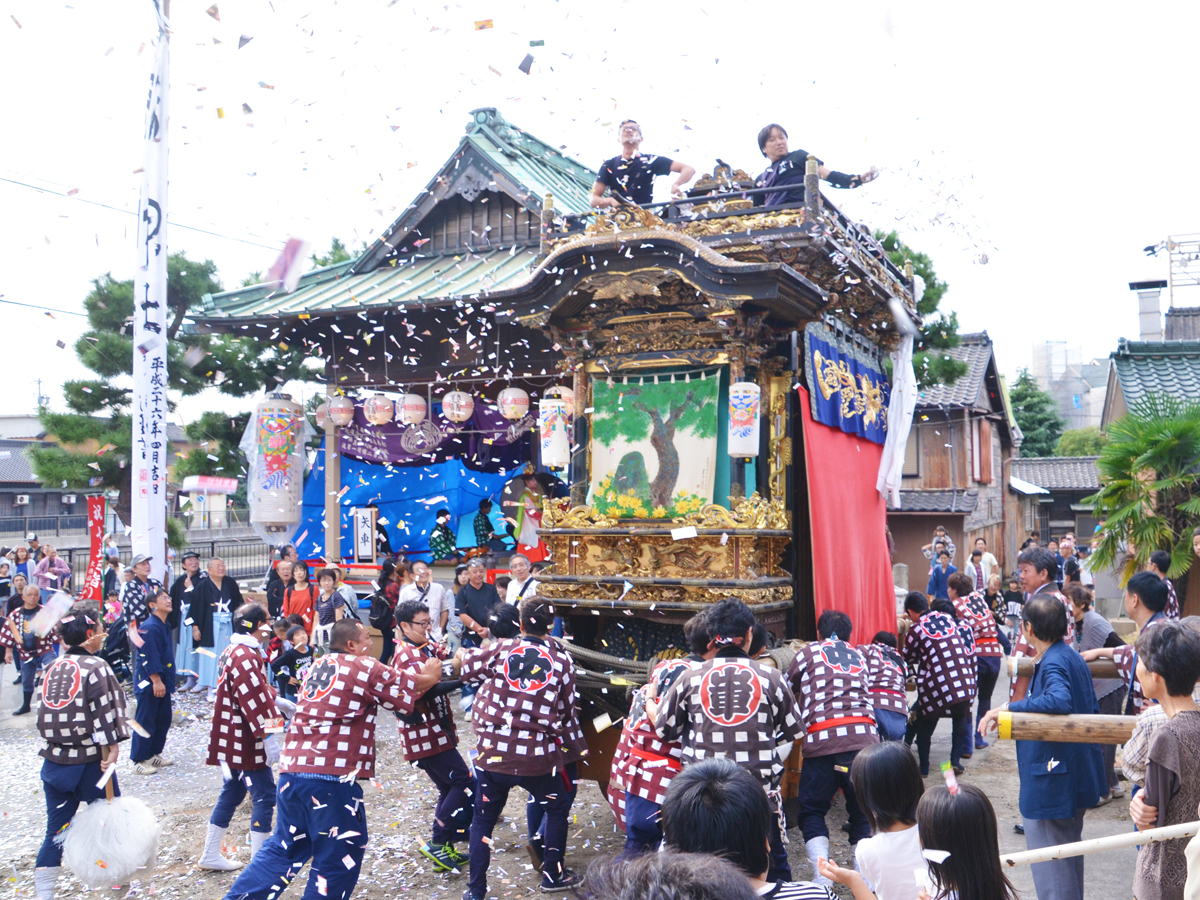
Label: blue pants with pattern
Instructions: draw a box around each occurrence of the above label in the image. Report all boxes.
[224,775,366,900]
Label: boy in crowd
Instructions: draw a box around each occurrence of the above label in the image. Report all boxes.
[269,625,313,702]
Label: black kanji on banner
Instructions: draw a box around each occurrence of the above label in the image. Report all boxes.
[698,661,763,727]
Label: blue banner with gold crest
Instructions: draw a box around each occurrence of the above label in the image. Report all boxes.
[804,321,890,444]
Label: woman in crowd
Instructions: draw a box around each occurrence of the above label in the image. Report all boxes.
[195,557,243,699]
[377,558,402,664]
[11,545,34,584]
[310,568,344,651]
[281,562,314,632]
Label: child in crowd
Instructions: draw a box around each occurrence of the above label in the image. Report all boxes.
[1128,621,1200,900]
[916,785,1016,900]
[1003,577,1024,639]
[816,741,927,900]
[103,589,122,624]
[265,620,289,687]
[0,561,10,606]
[269,625,313,702]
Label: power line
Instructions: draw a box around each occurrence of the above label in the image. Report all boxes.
[0,175,286,252]
[0,298,88,317]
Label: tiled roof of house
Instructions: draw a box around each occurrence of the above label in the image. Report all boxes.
[915,333,994,409]
[894,489,979,513]
[1110,338,1200,408]
[0,440,44,485]
[1010,456,1101,491]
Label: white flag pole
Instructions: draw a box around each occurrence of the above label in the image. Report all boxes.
[132,0,170,584]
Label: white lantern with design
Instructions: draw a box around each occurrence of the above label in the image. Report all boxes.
[539,399,570,468]
[244,393,306,540]
[327,395,356,427]
[399,393,427,425]
[546,385,575,418]
[443,390,475,423]
[727,381,761,457]
[498,387,530,421]
[314,403,328,431]
[364,394,394,425]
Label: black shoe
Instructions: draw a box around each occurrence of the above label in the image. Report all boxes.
[1014,823,1025,835]
[462,891,484,900]
[12,705,31,716]
[951,764,965,776]
[920,764,929,776]
[540,868,582,893]
[526,834,545,869]
[11,675,20,685]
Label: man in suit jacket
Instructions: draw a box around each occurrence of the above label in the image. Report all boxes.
[980,594,1105,900]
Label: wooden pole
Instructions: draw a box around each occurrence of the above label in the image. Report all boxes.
[995,711,1137,745]
[1001,821,1199,867]
[803,154,821,231]
[323,388,341,565]
[539,192,555,257]
[1008,656,1121,680]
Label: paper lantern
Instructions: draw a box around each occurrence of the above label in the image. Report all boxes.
[327,395,355,427]
[399,393,427,425]
[314,403,327,430]
[727,382,761,458]
[539,399,570,468]
[498,386,529,421]
[364,394,394,425]
[547,385,575,418]
[443,390,475,423]
[248,394,305,536]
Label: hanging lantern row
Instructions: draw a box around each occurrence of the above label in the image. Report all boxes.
[328,395,356,427]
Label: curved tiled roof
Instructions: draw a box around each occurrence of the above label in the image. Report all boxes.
[915,332,993,409]
[1110,339,1200,408]
[1010,456,1100,491]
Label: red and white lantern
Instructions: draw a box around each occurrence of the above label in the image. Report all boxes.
[327,395,356,427]
[498,386,530,421]
[364,394,394,425]
[399,393,427,425]
[546,385,575,418]
[314,403,328,430]
[443,390,475,423]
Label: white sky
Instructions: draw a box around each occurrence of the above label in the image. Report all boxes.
[3,0,1200,425]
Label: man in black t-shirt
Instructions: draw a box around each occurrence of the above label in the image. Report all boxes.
[753,122,878,206]
[589,119,696,208]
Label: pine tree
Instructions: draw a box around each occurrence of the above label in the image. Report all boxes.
[30,252,314,532]
[1009,368,1064,457]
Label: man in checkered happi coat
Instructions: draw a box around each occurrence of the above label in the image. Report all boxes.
[32,602,129,900]
[224,618,440,900]
[787,609,879,885]
[201,603,283,872]
[902,591,977,776]
[655,599,804,885]
[457,598,580,899]
[390,598,474,874]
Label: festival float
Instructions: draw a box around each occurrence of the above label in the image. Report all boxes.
[188,107,917,798]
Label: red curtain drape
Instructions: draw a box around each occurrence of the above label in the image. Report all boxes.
[798,386,896,643]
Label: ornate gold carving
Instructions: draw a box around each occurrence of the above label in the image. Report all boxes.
[541,503,618,529]
[767,375,791,501]
[649,542,718,574]
[677,209,808,239]
[670,493,790,530]
[582,271,675,302]
[585,205,667,234]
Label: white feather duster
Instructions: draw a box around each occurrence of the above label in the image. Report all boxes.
[55,784,162,888]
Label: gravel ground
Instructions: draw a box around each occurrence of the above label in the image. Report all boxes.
[0,661,1140,900]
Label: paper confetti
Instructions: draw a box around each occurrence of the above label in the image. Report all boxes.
[238,34,253,49]
[205,4,220,21]
[518,53,534,74]
[474,19,493,30]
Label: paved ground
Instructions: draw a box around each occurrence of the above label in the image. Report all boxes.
[0,660,1140,899]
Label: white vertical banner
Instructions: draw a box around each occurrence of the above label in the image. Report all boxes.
[132,0,170,579]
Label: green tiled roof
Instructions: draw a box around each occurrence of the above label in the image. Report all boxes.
[196,108,593,323]
[462,108,596,215]
[196,248,538,320]
[1110,338,1200,407]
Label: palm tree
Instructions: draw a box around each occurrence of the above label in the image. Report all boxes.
[1086,394,1200,590]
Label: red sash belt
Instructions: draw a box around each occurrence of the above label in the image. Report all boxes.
[630,747,683,771]
[807,715,875,734]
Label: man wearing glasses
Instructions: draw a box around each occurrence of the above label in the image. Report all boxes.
[589,119,696,208]
[391,599,473,873]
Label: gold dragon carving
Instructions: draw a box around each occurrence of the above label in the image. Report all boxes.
[811,349,888,430]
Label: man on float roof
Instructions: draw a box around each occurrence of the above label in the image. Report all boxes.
[754,123,879,207]
[589,119,696,208]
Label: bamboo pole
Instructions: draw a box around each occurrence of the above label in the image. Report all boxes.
[1001,821,1199,867]
[1008,656,1121,680]
[995,711,1137,745]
